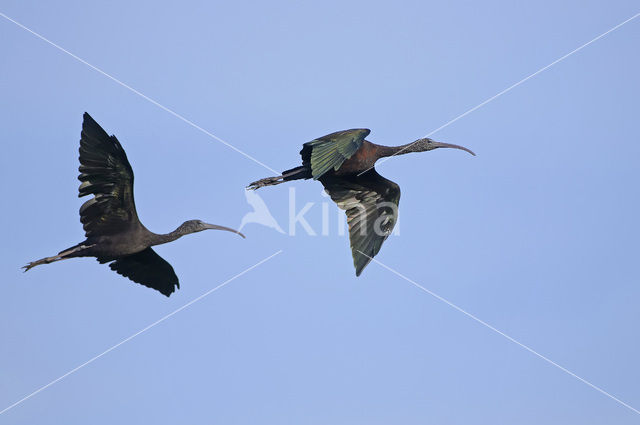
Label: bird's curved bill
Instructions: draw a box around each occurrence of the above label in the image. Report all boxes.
[203,223,246,238]
[432,141,476,156]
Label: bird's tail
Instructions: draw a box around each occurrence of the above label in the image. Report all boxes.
[247,166,310,190]
[22,243,93,272]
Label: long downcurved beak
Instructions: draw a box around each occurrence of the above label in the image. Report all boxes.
[431,141,476,156]
[203,223,246,238]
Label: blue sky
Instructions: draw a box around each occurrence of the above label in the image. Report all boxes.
[1,1,639,423]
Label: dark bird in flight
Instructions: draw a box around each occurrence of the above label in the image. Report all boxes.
[24,113,244,296]
[248,129,474,275]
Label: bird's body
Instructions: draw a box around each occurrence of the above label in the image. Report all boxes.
[333,140,381,174]
[248,129,474,275]
[50,223,189,262]
[24,113,244,296]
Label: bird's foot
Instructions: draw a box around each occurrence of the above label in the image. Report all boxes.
[22,261,40,272]
[21,255,60,272]
[247,176,284,190]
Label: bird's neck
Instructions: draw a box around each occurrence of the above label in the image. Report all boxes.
[150,227,187,246]
[377,141,428,158]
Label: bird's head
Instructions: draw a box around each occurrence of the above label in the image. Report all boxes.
[178,220,246,238]
[411,138,476,156]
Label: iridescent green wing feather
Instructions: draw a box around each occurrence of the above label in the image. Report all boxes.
[303,128,370,179]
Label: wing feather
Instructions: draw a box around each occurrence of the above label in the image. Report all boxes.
[106,248,179,297]
[78,113,140,237]
[322,169,400,276]
[302,128,370,179]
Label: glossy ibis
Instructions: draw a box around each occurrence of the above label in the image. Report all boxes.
[24,113,244,296]
[248,129,474,275]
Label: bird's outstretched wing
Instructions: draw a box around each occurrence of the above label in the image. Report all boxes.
[78,112,140,237]
[105,248,179,296]
[301,128,370,179]
[321,169,400,276]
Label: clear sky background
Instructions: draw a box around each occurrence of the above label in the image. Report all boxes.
[1,1,639,423]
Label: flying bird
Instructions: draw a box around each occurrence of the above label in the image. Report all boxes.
[248,129,474,275]
[24,113,244,296]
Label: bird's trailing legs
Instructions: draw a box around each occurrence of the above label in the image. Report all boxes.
[23,244,94,272]
[247,176,287,190]
[247,166,309,190]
